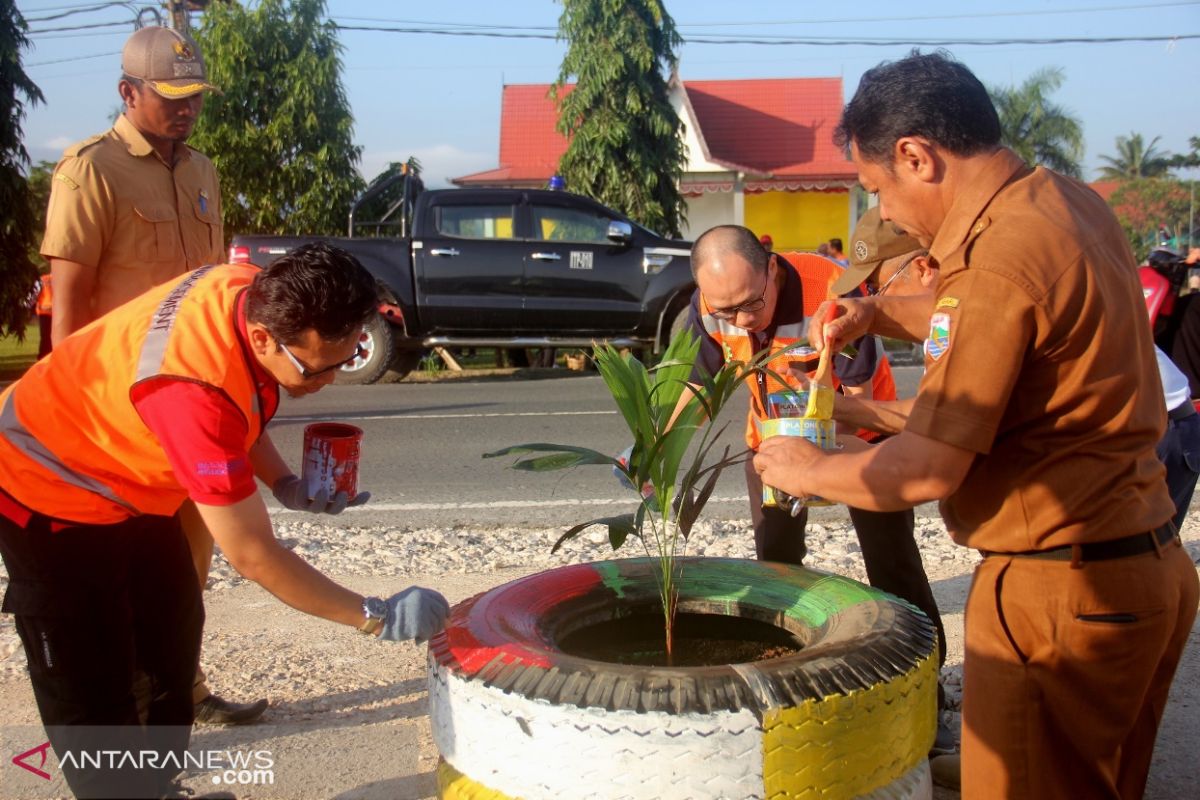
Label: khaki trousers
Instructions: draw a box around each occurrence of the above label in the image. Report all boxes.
[961,539,1198,799]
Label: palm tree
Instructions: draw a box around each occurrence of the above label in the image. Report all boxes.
[989,67,1085,178]
[1098,132,1173,180]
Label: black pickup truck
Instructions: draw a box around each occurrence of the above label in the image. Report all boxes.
[229,170,695,383]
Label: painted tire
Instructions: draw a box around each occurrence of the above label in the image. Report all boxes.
[428,557,937,800]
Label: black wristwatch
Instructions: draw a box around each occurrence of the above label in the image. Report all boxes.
[360,596,387,636]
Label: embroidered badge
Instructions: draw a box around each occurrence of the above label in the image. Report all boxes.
[54,173,79,190]
[935,297,959,309]
[199,189,208,214]
[173,40,194,60]
[853,240,869,261]
[925,312,951,361]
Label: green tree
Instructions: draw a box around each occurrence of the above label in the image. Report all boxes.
[1168,136,1200,170]
[552,0,687,238]
[0,2,44,338]
[25,159,53,269]
[191,0,364,237]
[988,67,1084,178]
[1107,178,1193,261]
[1098,132,1172,180]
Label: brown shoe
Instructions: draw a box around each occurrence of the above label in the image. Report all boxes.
[930,753,961,790]
[193,693,268,725]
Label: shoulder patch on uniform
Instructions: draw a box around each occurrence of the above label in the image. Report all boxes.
[62,133,104,157]
[935,296,959,309]
[925,312,952,361]
[54,172,79,190]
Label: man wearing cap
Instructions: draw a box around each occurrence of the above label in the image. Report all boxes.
[43,25,223,344]
[39,26,266,726]
[757,51,1197,798]
[829,208,938,436]
[677,225,953,754]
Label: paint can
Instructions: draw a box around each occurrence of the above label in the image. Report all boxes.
[302,422,363,501]
[759,410,838,510]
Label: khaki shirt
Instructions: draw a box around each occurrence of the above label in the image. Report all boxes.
[907,148,1173,552]
[40,114,223,317]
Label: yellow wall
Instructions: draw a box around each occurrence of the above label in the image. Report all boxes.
[745,191,849,252]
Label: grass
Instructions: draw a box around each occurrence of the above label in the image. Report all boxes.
[0,323,40,384]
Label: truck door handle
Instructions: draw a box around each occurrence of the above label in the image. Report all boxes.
[530,252,562,261]
[429,248,460,257]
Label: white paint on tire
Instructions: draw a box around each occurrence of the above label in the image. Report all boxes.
[430,662,764,800]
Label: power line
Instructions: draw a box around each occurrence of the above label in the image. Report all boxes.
[675,1,1200,27]
[26,49,120,67]
[332,23,1200,48]
[23,2,129,23]
[682,34,1200,46]
[28,20,129,34]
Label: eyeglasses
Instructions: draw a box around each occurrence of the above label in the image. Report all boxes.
[279,339,366,380]
[867,252,920,296]
[709,263,772,320]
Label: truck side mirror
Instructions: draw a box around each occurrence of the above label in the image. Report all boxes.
[607,221,633,245]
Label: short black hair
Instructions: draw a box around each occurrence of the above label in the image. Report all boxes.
[835,50,1001,164]
[246,241,378,344]
[829,238,843,252]
[691,225,769,277]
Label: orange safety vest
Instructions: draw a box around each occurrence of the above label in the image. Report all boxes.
[701,252,897,449]
[0,264,264,524]
[34,275,52,316]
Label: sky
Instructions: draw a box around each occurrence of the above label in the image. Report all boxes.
[14,0,1200,189]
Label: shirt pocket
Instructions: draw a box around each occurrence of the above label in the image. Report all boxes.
[185,192,221,264]
[132,203,182,263]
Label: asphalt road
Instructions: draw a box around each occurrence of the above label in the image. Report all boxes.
[264,365,925,529]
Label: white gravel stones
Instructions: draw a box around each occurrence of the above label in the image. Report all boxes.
[0,506,1195,713]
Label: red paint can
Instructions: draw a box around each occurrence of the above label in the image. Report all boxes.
[302,422,363,500]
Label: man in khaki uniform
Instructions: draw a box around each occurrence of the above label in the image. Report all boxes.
[40,26,267,725]
[755,51,1197,799]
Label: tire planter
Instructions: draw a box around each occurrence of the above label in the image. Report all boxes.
[428,557,937,800]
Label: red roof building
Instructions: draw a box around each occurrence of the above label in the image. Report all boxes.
[455,77,860,249]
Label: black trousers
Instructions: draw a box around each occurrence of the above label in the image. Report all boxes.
[0,509,203,798]
[744,458,948,679]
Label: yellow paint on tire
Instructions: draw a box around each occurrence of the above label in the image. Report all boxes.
[762,653,938,799]
[438,758,516,800]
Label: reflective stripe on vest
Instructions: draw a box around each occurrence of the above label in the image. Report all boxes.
[136,264,217,381]
[0,391,139,515]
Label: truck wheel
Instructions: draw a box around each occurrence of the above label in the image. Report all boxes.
[336,313,397,385]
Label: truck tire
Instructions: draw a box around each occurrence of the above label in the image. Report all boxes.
[336,312,403,385]
[429,557,937,800]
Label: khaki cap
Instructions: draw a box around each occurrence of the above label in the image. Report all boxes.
[830,207,922,295]
[122,26,219,99]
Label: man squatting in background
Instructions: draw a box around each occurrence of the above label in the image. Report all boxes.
[675,226,955,754]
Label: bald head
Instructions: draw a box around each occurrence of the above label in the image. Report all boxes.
[692,225,769,279]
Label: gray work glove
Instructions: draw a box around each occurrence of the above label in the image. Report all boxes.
[379,586,450,644]
[271,475,371,515]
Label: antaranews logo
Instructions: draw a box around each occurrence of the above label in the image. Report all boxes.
[12,741,52,780]
[9,741,274,788]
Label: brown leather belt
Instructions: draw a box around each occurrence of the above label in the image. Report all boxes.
[983,524,1178,563]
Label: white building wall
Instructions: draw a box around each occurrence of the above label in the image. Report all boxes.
[681,192,737,240]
